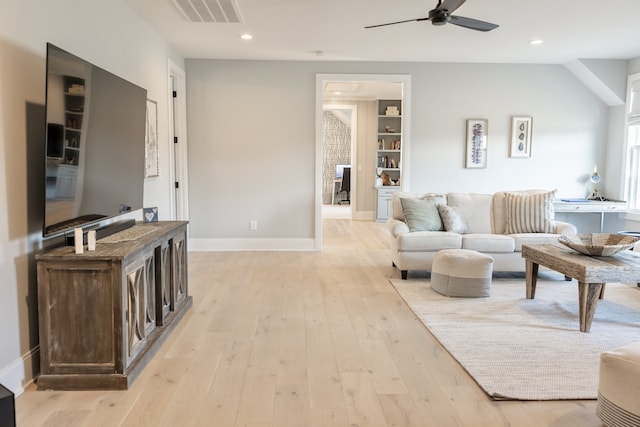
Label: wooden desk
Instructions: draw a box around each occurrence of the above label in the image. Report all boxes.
[553,200,627,232]
[522,244,640,332]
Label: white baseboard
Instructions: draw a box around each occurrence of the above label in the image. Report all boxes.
[0,346,39,396]
[189,238,316,251]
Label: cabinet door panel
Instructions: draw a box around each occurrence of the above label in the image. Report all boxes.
[155,244,172,325]
[126,264,145,364]
[144,254,156,335]
[43,266,116,373]
[172,232,188,308]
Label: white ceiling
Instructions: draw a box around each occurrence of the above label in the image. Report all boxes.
[126,0,640,64]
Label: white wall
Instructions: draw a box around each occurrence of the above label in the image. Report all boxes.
[186,60,610,249]
[0,0,182,393]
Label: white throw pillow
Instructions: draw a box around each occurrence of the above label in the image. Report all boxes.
[437,204,470,234]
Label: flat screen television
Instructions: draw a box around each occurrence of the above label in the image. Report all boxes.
[43,43,147,239]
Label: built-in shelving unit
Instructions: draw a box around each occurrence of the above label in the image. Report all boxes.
[376,100,402,221]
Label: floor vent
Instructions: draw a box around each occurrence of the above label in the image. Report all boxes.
[173,0,243,23]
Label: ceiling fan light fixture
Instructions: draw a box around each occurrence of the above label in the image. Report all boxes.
[365,0,498,32]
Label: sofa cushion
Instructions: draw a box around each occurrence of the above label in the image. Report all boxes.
[511,233,563,251]
[437,204,470,234]
[461,234,515,253]
[392,191,445,220]
[397,231,462,251]
[446,193,493,234]
[400,196,446,232]
[504,191,556,234]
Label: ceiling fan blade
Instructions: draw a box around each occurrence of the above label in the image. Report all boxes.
[364,17,428,29]
[436,0,466,14]
[449,15,499,31]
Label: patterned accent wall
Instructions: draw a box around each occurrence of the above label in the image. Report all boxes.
[323,111,351,204]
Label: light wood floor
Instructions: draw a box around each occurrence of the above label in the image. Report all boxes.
[16,219,603,426]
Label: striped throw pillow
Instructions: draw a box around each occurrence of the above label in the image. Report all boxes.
[504,191,556,234]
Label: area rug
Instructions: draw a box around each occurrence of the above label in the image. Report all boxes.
[389,274,640,400]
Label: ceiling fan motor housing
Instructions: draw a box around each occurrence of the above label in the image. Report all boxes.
[429,9,450,25]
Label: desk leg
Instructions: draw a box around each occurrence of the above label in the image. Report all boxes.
[525,260,538,299]
[578,282,603,333]
[600,211,604,233]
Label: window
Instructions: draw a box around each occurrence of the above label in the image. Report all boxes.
[624,74,640,210]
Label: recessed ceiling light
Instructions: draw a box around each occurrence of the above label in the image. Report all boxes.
[240,34,253,40]
[334,91,342,95]
[529,39,543,46]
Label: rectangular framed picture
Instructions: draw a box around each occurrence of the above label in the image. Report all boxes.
[145,99,159,178]
[465,119,488,169]
[510,116,533,158]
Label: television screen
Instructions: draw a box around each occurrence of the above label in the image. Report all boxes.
[43,43,147,238]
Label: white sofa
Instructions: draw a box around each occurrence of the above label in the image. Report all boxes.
[386,190,577,279]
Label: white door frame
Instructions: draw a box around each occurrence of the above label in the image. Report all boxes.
[323,104,357,217]
[315,74,411,250]
[168,59,189,221]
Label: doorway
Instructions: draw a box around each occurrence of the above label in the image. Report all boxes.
[315,74,411,250]
[322,104,357,219]
[168,60,189,221]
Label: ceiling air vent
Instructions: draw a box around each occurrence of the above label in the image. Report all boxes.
[173,0,243,23]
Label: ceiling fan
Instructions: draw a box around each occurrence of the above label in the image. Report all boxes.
[365,0,499,32]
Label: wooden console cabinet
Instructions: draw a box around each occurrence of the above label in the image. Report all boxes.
[36,221,192,390]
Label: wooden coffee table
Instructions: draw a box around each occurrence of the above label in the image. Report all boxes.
[521,244,640,332]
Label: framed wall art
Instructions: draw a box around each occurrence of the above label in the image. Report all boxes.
[465,119,488,169]
[510,116,533,158]
[145,98,159,178]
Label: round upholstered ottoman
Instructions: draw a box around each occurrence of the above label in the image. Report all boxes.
[596,342,640,427]
[431,249,494,297]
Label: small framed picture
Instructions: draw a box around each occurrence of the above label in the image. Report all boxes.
[510,116,533,158]
[143,207,158,223]
[465,119,488,169]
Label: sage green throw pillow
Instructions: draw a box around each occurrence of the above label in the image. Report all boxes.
[400,196,445,232]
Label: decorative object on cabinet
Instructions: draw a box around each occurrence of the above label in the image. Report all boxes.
[145,99,159,178]
[379,172,391,186]
[510,116,533,158]
[144,207,159,223]
[36,221,191,390]
[465,119,487,169]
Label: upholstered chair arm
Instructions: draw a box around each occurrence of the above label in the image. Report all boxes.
[386,218,410,237]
